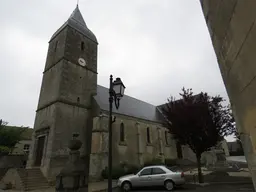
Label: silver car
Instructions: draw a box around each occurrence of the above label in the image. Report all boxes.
[117,165,185,191]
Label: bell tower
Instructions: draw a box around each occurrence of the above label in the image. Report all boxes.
[27,5,98,181]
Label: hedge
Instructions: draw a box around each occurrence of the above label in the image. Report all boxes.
[101,158,177,179]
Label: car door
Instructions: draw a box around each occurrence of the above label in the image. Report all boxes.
[151,167,167,186]
[137,168,152,187]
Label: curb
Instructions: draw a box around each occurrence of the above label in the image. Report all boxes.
[92,186,119,192]
[188,181,252,187]
[207,181,253,185]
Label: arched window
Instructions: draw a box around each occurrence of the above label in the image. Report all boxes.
[147,127,151,143]
[81,41,85,50]
[120,123,125,142]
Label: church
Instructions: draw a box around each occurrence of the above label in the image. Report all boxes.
[26,6,225,182]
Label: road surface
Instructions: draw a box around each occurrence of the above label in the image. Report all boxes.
[131,183,254,192]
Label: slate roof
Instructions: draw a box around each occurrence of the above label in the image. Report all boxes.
[95,85,165,123]
[50,5,98,43]
[157,94,202,113]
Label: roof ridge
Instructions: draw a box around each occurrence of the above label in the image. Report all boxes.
[95,85,165,122]
[97,84,157,107]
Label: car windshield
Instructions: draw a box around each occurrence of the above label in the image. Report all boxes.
[135,168,142,175]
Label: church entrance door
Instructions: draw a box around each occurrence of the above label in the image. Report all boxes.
[35,136,45,166]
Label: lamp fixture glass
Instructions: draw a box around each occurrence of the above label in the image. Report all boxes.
[113,77,126,98]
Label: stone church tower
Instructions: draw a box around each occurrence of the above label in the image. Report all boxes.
[26,5,98,181]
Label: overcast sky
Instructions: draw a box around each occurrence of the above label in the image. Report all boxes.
[0,0,231,139]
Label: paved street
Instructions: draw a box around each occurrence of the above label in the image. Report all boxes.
[130,183,254,192]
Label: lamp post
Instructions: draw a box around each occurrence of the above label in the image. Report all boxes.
[108,75,125,192]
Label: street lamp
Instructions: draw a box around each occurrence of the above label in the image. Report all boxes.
[108,75,125,192]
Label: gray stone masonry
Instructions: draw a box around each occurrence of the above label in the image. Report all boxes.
[56,136,87,192]
[26,5,98,183]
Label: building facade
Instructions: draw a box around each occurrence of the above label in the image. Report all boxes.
[26,5,229,182]
[26,5,98,181]
[199,0,256,189]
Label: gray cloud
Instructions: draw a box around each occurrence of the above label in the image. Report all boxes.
[0,0,228,135]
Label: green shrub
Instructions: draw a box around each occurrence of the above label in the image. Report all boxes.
[112,166,126,179]
[144,158,164,167]
[6,182,12,189]
[102,158,178,180]
[165,159,177,167]
[101,166,126,179]
[0,145,10,156]
[125,164,140,174]
[101,167,108,179]
[101,163,142,180]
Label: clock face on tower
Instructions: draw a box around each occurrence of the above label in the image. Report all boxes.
[78,58,86,66]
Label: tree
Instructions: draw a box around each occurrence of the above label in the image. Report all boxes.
[161,88,235,183]
[0,119,27,155]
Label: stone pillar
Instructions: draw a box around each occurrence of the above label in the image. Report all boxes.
[136,122,143,165]
[56,135,87,192]
[156,127,165,164]
[157,128,164,156]
[81,109,93,185]
[42,131,49,166]
[89,114,108,180]
[26,131,36,168]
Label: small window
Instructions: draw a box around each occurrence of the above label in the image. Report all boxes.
[165,131,169,145]
[24,144,30,150]
[81,41,85,50]
[120,123,125,142]
[140,168,152,176]
[152,168,166,175]
[54,41,58,52]
[23,144,30,154]
[147,127,151,143]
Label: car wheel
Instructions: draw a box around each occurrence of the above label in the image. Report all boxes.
[121,181,132,191]
[164,180,174,191]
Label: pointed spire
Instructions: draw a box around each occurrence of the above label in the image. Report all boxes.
[50,6,98,44]
[68,5,87,27]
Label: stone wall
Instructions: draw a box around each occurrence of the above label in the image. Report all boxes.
[1,168,23,190]
[200,0,256,189]
[111,113,177,166]
[89,112,177,180]
[12,140,32,155]
[0,155,27,169]
[221,140,230,156]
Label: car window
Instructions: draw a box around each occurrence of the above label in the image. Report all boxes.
[152,168,166,175]
[140,168,152,176]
